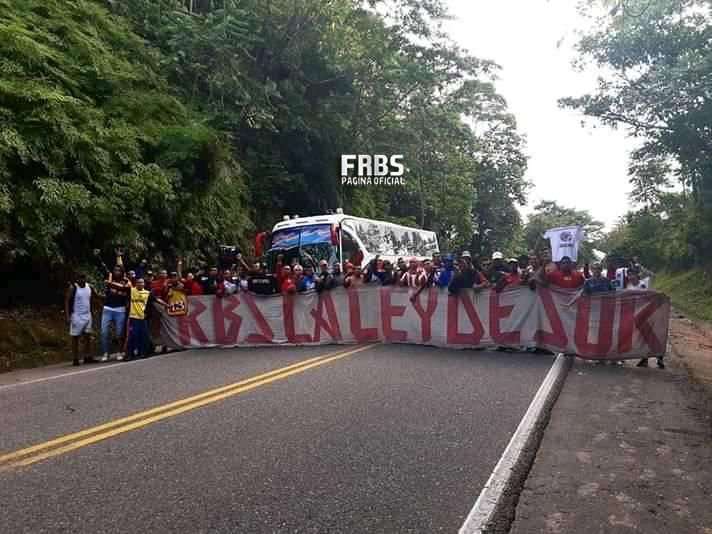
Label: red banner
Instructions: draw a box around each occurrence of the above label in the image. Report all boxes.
[157,286,670,359]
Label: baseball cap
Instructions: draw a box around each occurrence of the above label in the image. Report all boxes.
[293,264,304,272]
[560,255,572,262]
[461,251,472,259]
[507,258,519,264]
[492,251,504,260]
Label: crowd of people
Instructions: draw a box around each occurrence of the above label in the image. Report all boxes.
[265,250,652,298]
[64,248,657,368]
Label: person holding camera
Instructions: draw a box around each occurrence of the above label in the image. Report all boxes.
[200,267,220,295]
[247,263,279,295]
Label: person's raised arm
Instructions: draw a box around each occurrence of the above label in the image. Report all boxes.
[106,276,130,292]
[147,291,167,309]
[472,272,489,292]
[237,253,250,272]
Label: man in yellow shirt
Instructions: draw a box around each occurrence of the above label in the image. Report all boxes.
[108,278,167,361]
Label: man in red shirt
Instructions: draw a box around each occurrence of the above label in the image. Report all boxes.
[280,265,297,294]
[504,257,523,286]
[182,272,203,295]
[151,269,169,297]
[545,256,585,289]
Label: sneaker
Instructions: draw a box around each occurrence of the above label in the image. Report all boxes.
[99,353,109,363]
[636,359,649,368]
[657,359,665,369]
[116,354,124,361]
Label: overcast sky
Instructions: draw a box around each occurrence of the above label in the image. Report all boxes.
[442,0,637,229]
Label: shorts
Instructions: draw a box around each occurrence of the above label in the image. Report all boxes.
[70,313,92,337]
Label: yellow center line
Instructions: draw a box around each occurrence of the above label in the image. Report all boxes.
[1,344,374,471]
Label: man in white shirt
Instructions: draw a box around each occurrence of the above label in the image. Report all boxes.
[65,273,97,366]
[625,270,648,290]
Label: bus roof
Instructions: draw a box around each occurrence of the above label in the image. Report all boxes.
[271,213,436,236]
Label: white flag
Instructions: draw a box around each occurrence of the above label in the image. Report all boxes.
[543,225,584,262]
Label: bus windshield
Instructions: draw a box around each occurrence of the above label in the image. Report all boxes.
[266,224,337,271]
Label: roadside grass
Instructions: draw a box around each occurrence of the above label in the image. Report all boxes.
[655,270,712,322]
[0,306,73,372]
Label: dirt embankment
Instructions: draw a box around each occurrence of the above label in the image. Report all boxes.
[0,307,75,372]
[669,312,712,389]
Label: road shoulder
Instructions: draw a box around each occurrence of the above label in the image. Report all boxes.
[510,354,712,534]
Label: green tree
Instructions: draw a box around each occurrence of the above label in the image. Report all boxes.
[110,0,528,249]
[562,0,712,265]
[601,192,697,270]
[1,0,529,288]
[0,0,252,270]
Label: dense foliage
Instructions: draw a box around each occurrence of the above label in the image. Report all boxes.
[0,0,528,282]
[563,0,712,269]
[0,0,251,270]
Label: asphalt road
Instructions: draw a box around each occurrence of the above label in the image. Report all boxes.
[0,344,554,533]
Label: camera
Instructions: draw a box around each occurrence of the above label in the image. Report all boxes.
[218,245,241,269]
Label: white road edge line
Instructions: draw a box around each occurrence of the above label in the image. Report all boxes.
[0,352,177,391]
[458,353,572,534]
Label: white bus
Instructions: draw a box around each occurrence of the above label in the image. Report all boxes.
[264,212,439,270]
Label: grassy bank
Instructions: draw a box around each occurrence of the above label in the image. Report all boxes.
[655,270,712,322]
[0,306,73,372]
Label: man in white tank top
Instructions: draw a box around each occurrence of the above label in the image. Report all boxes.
[65,273,97,366]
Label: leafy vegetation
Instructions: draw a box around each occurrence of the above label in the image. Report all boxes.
[0,0,252,270]
[654,270,712,321]
[0,0,528,287]
[564,0,712,270]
